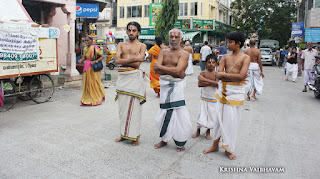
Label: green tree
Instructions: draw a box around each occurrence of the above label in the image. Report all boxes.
[231,0,296,47]
[155,0,179,40]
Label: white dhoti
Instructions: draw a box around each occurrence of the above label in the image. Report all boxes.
[185,54,194,75]
[197,86,217,129]
[213,81,246,153]
[155,75,192,147]
[116,68,147,141]
[286,63,298,81]
[246,62,263,95]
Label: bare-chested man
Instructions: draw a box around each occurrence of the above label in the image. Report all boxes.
[203,31,250,160]
[153,28,192,152]
[184,41,194,75]
[245,38,264,100]
[114,21,147,146]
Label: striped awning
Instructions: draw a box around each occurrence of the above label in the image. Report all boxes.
[139,35,155,40]
[183,31,200,40]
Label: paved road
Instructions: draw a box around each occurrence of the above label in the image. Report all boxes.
[1,62,319,178]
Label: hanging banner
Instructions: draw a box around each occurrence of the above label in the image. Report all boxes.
[292,22,304,37]
[203,20,214,30]
[149,3,163,27]
[0,30,39,62]
[193,19,203,30]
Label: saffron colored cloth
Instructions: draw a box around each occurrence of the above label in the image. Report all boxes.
[197,86,217,129]
[115,68,147,141]
[212,81,246,153]
[148,45,161,94]
[245,62,264,95]
[81,45,105,106]
[155,75,192,148]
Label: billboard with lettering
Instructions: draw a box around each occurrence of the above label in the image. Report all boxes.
[76,3,99,18]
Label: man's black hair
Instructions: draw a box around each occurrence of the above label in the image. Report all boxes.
[226,31,245,48]
[155,36,163,46]
[204,41,208,45]
[127,21,141,39]
[205,54,217,63]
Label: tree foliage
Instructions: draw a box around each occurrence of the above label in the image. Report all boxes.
[231,0,297,47]
[155,0,179,40]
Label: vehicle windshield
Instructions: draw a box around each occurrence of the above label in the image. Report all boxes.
[107,44,117,51]
[261,50,272,55]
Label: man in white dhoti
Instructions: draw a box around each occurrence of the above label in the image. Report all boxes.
[286,48,298,82]
[203,31,250,160]
[183,41,194,75]
[192,54,218,140]
[245,38,264,100]
[153,28,191,152]
[114,22,147,146]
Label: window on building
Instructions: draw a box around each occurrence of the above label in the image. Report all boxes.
[179,2,188,16]
[201,3,203,16]
[127,5,142,18]
[119,6,124,18]
[144,5,149,17]
[191,2,198,16]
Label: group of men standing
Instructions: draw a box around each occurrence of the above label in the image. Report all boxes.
[113,21,259,160]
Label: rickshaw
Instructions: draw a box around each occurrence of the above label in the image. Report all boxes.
[193,45,201,65]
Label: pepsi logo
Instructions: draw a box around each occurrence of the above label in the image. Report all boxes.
[76,6,82,13]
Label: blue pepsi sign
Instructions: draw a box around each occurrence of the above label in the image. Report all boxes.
[76,3,99,18]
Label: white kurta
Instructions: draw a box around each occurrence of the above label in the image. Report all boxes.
[197,86,217,129]
[246,62,264,95]
[155,75,192,147]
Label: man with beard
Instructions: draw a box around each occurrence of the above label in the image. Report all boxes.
[114,22,147,146]
[153,28,192,152]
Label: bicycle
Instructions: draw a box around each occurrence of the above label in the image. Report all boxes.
[0,74,54,112]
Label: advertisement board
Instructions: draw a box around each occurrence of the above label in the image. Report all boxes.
[76,3,99,18]
[292,22,304,37]
[305,28,320,42]
[149,3,163,27]
[0,22,59,79]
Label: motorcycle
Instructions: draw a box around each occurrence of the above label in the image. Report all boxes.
[106,57,117,70]
[308,55,320,99]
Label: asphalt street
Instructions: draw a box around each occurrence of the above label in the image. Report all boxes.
[0,62,319,178]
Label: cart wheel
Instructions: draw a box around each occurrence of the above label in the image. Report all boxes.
[108,64,115,70]
[0,80,16,112]
[29,74,54,103]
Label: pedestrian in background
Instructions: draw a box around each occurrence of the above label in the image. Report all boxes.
[200,41,212,71]
[302,42,318,92]
[297,47,303,76]
[279,47,285,67]
[148,36,162,97]
[286,47,298,82]
[78,36,105,106]
[275,48,280,66]
[216,41,228,61]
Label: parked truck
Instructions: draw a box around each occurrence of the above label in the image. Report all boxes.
[259,39,279,52]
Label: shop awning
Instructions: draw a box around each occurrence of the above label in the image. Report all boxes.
[139,35,155,40]
[183,31,200,40]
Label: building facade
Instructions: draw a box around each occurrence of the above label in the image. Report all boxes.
[114,0,234,46]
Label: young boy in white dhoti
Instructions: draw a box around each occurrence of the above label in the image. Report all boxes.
[192,54,218,140]
[286,48,298,82]
[203,31,250,160]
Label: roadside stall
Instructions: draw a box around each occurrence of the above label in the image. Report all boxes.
[0,21,60,112]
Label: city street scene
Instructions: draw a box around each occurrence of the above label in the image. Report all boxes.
[1,0,320,178]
